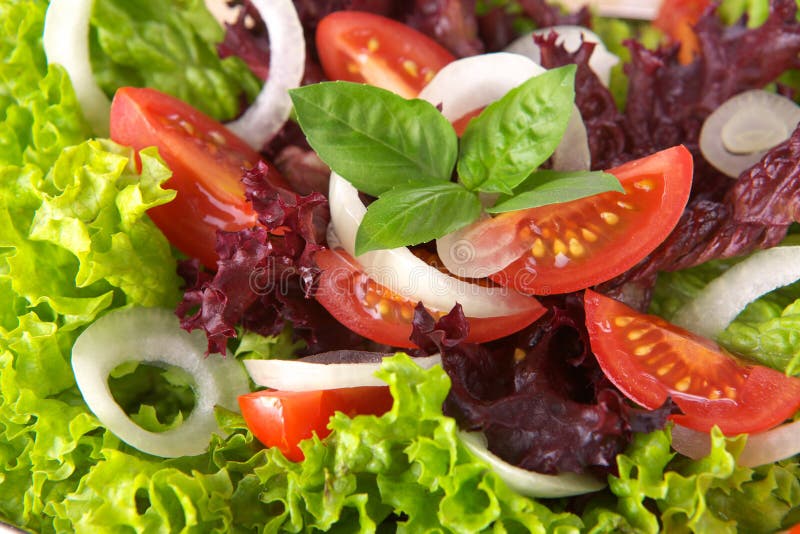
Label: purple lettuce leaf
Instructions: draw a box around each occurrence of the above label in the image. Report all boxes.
[412,297,672,475]
[538,0,800,308]
[176,162,371,354]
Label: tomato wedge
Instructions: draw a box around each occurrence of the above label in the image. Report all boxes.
[584,289,800,435]
[239,386,393,461]
[316,11,455,98]
[489,145,693,295]
[314,248,545,348]
[109,87,288,269]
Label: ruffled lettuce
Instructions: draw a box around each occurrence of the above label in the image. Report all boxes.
[89,0,260,121]
[245,354,584,533]
[585,428,800,533]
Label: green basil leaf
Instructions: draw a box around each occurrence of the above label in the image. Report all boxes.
[457,65,577,194]
[487,170,623,213]
[354,183,481,255]
[290,82,457,197]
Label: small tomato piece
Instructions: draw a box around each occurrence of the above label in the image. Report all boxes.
[490,146,693,295]
[109,87,288,269]
[654,0,710,64]
[239,386,394,461]
[316,11,455,98]
[584,289,800,435]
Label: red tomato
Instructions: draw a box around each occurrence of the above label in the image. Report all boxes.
[584,289,800,435]
[109,87,288,269]
[314,248,546,348]
[239,386,394,461]
[316,11,455,98]
[489,146,693,295]
[654,0,710,64]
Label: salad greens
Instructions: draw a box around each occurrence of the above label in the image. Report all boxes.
[3,0,800,532]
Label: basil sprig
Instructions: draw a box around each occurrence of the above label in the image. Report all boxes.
[290,65,623,256]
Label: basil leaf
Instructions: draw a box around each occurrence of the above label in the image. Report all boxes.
[487,170,624,213]
[457,65,577,194]
[354,183,481,255]
[290,82,457,197]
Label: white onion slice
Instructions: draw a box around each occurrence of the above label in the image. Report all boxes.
[244,354,442,391]
[504,26,619,86]
[225,0,305,149]
[672,246,800,340]
[419,53,589,277]
[71,307,249,458]
[43,0,111,137]
[700,90,800,178]
[556,0,660,19]
[328,173,539,317]
[459,432,606,498]
[672,421,800,467]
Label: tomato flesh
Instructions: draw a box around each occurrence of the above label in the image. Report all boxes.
[584,289,800,435]
[109,87,288,269]
[314,248,545,348]
[239,386,393,461]
[316,11,455,98]
[490,145,693,295]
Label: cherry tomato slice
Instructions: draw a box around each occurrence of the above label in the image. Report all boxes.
[490,145,693,295]
[584,289,800,435]
[109,87,288,269]
[316,11,455,98]
[314,248,545,348]
[239,386,393,461]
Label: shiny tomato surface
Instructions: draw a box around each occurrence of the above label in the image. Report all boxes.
[584,289,800,435]
[316,11,455,97]
[110,87,288,269]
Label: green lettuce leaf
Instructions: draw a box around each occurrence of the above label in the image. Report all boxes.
[583,428,800,533]
[89,0,260,121]
[251,354,584,533]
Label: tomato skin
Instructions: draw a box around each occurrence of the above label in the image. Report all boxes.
[490,145,693,295]
[654,0,710,64]
[584,289,800,435]
[109,87,288,269]
[314,248,546,348]
[239,386,394,461]
[316,11,455,98]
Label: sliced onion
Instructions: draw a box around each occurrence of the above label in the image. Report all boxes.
[458,432,606,498]
[225,0,305,149]
[419,53,589,277]
[244,353,442,391]
[672,421,800,467]
[505,26,619,86]
[556,0,660,19]
[700,90,800,178]
[328,173,540,317]
[43,0,111,137]
[672,246,800,340]
[71,307,249,458]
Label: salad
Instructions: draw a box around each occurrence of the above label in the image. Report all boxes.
[4,0,800,531]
